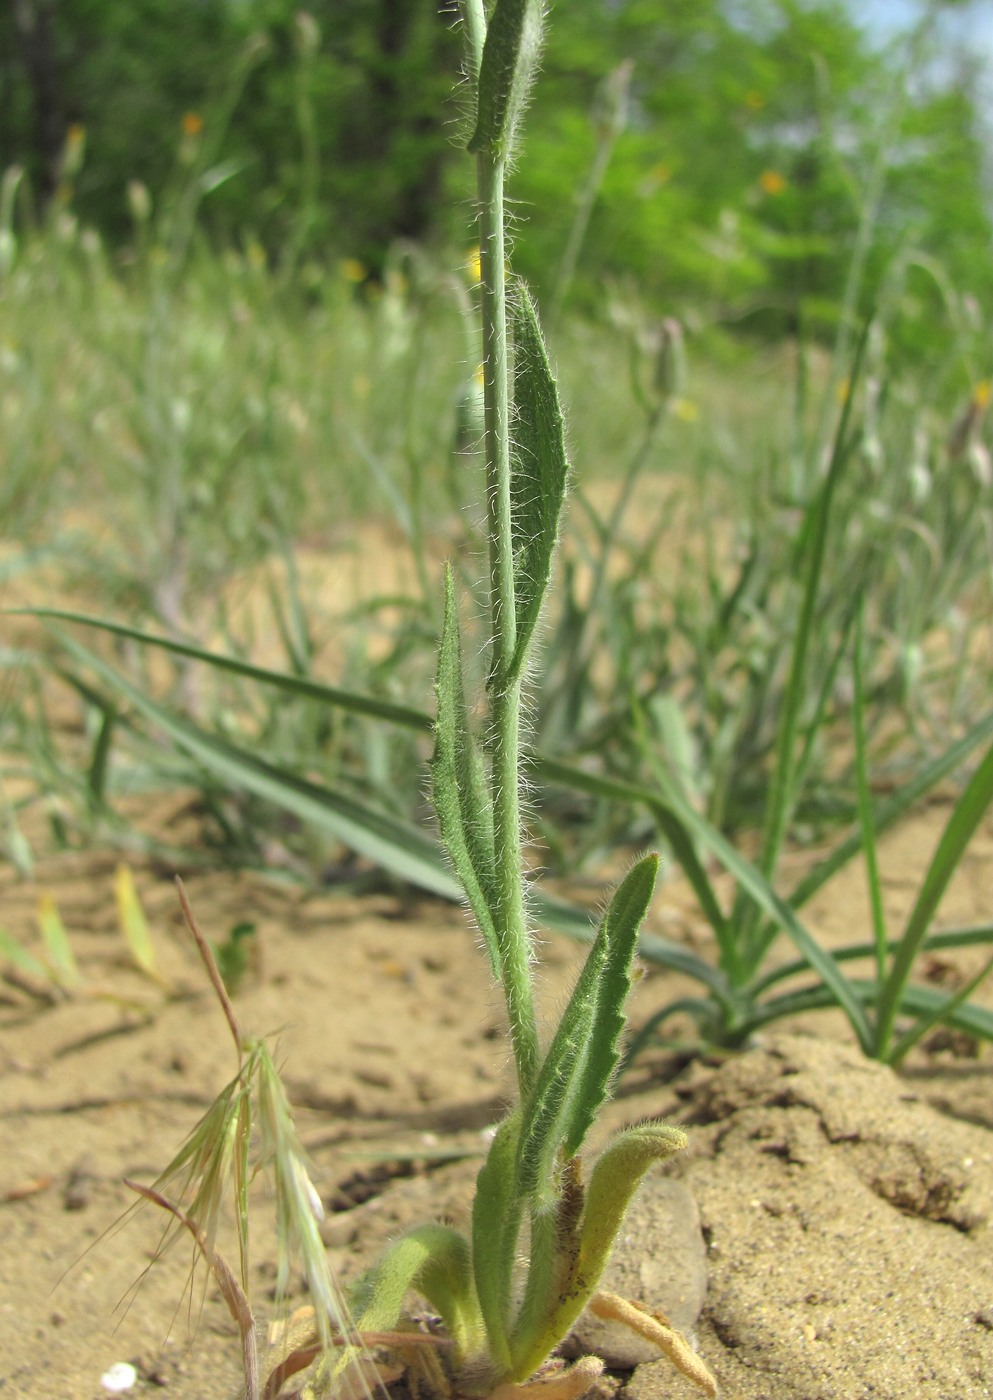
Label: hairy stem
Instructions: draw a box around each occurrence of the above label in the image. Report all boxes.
[477,151,538,1097]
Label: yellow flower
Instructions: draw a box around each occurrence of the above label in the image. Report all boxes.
[465,247,482,283]
[672,398,699,423]
[974,380,991,410]
[759,169,786,196]
[62,124,86,178]
[339,257,366,284]
[182,111,204,138]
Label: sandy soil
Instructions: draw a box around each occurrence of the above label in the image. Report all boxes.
[2,796,992,1400]
[3,502,993,1398]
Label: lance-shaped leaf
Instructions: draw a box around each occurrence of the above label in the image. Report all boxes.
[467,0,544,162]
[515,855,659,1207]
[431,568,500,975]
[471,1111,522,1373]
[508,282,570,681]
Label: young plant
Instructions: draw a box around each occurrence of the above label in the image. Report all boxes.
[324,5,715,1396]
[82,5,716,1397]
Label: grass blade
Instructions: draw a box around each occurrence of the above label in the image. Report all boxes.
[875,733,993,1055]
[538,755,873,1050]
[786,706,993,910]
[26,609,433,733]
[116,862,166,987]
[852,600,888,987]
[55,630,463,902]
[740,322,868,965]
[38,892,81,992]
[52,628,615,945]
[751,924,993,998]
[0,929,50,984]
[888,949,993,1065]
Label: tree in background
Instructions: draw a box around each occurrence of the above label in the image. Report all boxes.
[0,0,989,348]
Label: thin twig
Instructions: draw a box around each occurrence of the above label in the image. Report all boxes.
[126,1178,260,1400]
[175,876,243,1059]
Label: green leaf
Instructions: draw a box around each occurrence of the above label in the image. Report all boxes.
[54,630,464,904]
[467,0,544,162]
[431,569,500,974]
[740,321,868,963]
[576,1123,687,1288]
[535,755,732,983]
[787,706,993,911]
[38,893,81,991]
[32,616,659,956]
[354,1223,482,1362]
[876,733,993,1054]
[510,1122,686,1379]
[507,282,570,681]
[0,929,49,983]
[536,755,873,1051]
[115,862,165,987]
[516,855,658,1206]
[471,1112,522,1373]
[751,924,993,999]
[25,608,433,733]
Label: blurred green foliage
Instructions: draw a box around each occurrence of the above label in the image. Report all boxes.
[2,1,990,347]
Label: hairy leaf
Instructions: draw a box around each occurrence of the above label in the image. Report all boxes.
[575,1123,687,1294]
[467,0,544,162]
[471,1112,522,1373]
[516,855,658,1205]
[508,282,570,681]
[352,1223,481,1360]
[431,568,500,974]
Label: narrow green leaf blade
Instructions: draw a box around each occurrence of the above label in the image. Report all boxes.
[508,282,569,680]
[115,862,167,987]
[38,893,81,991]
[577,1123,687,1286]
[25,608,433,733]
[876,734,993,1052]
[787,707,993,910]
[0,929,49,983]
[513,1122,687,1373]
[431,568,500,973]
[55,631,463,903]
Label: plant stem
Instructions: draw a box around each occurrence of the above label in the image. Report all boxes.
[477,151,538,1097]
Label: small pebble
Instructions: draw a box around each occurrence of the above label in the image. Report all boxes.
[101,1361,138,1393]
